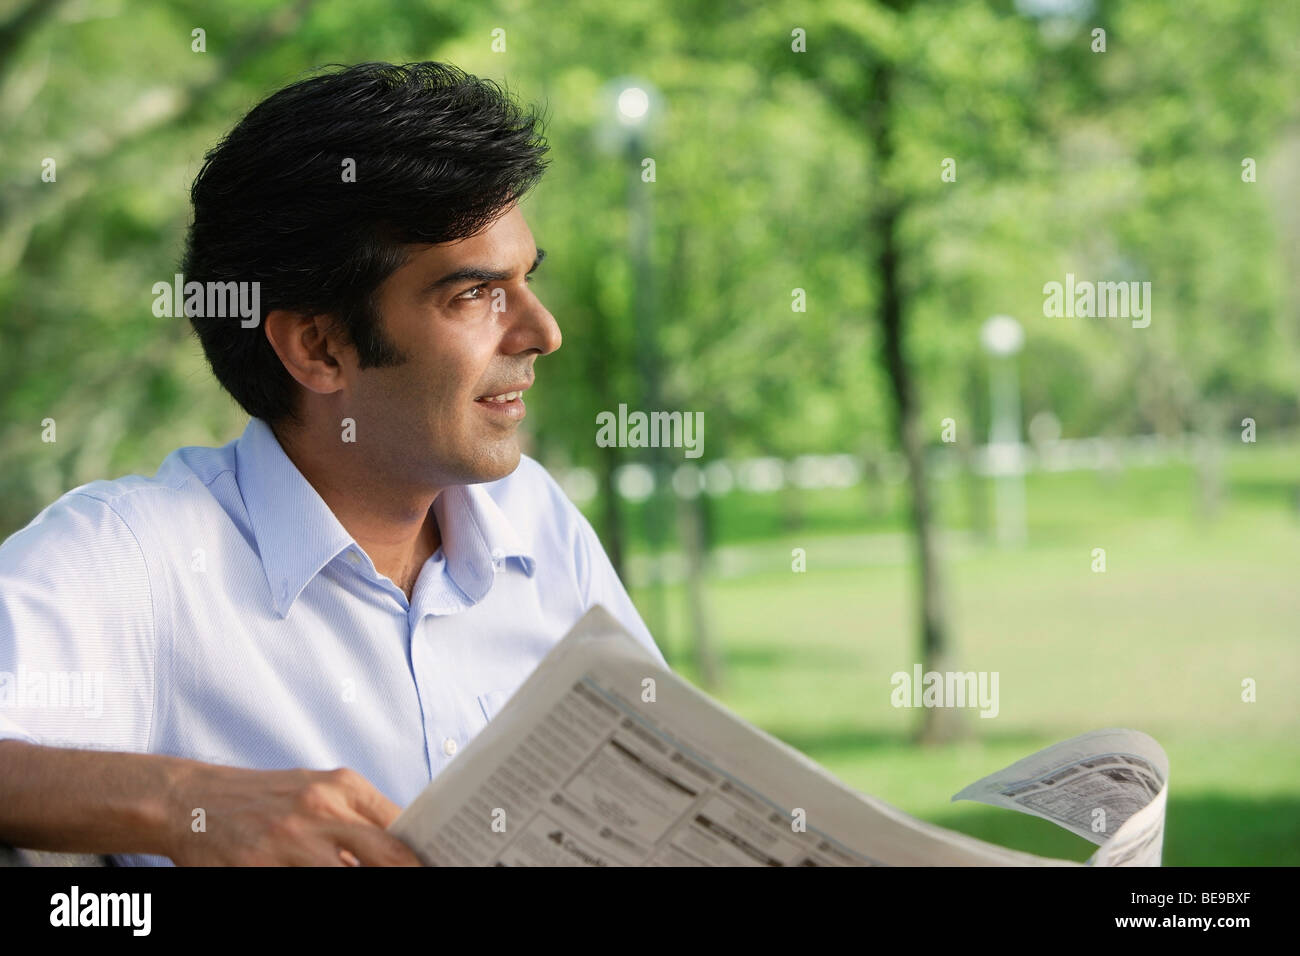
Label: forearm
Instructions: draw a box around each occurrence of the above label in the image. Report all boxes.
[0,740,192,858]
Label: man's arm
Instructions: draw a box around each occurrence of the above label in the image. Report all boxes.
[0,740,176,857]
[0,740,421,865]
[0,493,419,865]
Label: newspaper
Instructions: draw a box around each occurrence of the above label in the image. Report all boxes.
[390,606,1169,866]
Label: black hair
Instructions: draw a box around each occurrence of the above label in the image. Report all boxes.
[182,61,549,423]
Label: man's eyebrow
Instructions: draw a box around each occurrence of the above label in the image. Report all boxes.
[422,248,546,297]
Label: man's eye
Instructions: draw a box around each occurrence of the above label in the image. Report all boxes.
[458,283,488,301]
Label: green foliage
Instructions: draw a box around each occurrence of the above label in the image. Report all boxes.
[2,0,1297,530]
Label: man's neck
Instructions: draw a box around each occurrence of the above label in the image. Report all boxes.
[271,421,442,601]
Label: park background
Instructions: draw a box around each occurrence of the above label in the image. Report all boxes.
[1,0,1297,864]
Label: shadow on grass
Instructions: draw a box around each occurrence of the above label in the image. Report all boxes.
[1227,476,1300,509]
[1159,793,1300,866]
[755,726,1300,865]
[893,793,1300,866]
[764,724,1051,758]
[720,645,866,671]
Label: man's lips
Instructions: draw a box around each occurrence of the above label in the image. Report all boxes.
[474,380,533,403]
[474,380,532,421]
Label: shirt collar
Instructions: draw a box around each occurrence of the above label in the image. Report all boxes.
[235,418,535,617]
[433,480,536,605]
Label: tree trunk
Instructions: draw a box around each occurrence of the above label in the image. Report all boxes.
[597,445,625,580]
[586,298,626,580]
[678,491,721,688]
[866,61,965,745]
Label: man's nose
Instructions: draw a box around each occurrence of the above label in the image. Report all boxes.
[512,288,561,356]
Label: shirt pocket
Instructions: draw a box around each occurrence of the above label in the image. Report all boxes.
[476,688,514,724]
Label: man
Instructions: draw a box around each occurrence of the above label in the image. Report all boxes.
[0,62,666,866]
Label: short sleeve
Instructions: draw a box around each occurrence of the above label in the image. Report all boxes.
[0,492,155,752]
[571,507,670,670]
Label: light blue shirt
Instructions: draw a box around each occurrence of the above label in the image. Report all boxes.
[0,417,665,865]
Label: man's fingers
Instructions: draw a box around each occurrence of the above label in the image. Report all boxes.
[325,767,404,829]
[331,821,423,866]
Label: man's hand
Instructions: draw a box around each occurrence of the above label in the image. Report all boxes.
[0,741,422,866]
[164,763,423,866]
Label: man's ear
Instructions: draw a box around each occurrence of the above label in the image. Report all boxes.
[264,310,351,397]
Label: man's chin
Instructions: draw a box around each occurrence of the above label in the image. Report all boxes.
[460,442,522,485]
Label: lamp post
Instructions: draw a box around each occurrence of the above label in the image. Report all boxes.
[980,315,1026,546]
[606,81,670,643]
[614,83,659,424]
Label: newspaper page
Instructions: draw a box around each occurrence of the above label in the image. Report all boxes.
[951,728,1169,866]
[390,606,1168,866]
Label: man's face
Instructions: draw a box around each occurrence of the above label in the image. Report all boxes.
[347,204,561,491]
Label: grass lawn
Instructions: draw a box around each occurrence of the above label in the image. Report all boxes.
[622,440,1300,865]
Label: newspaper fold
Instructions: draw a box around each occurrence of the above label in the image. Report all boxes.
[391,606,1168,866]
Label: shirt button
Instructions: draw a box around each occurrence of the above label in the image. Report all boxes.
[442,737,458,756]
